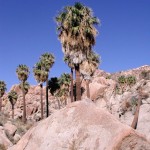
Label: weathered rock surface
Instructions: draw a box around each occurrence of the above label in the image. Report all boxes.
[0,126,12,148]
[8,100,150,150]
[4,122,17,137]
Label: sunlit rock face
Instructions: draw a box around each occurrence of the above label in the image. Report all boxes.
[8,100,150,150]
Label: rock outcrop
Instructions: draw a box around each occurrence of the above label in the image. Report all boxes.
[8,100,150,150]
[0,126,12,148]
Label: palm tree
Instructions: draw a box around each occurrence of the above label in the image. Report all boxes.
[16,64,30,123]
[64,55,74,102]
[80,51,100,98]
[48,77,61,109]
[40,53,55,117]
[33,61,48,119]
[56,2,99,101]
[59,73,71,104]
[19,81,30,95]
[0,81,7,111]
[8,90,18,119]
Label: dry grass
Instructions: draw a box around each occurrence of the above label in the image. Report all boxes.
[12,119,34,136]
[0,112,10,126]
[0,144,6,150]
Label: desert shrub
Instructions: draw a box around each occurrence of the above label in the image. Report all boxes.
[0,144,6,150]
[106,75,111,79]
[12,118,33,136]
[131,96,138,106]
[126,76,136,87]
[114,84,121,95]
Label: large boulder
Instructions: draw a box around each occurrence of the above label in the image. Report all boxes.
[8,100,150,150]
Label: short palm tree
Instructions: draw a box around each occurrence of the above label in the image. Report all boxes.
[40,52,55,117]
[16,64,30,123]
[0,81,7,111]
[48,77,61,109]
[8,90,18,119]
[56,2,99,101]
[64,55,74,102]
[80,51,100,98]
[33,61,48,119]
[58,73,71,104]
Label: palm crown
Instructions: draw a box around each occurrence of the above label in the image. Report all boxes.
[56,2,99,64]
[8,90,18,105]
[19,81,30,94]
[40,52,55,72]
[80,51,100,79]
[33,61,48,83]
[16,65,30,82]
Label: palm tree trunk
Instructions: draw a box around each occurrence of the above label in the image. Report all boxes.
[75,64,81,101]
[0,97,2,111]
[131,98,142,129]
[70,68,74,102]
[46,79,49,117]
[12,104,14,119]
[86,80,90,98]
[40,83,44,120]
[22,82,26,124]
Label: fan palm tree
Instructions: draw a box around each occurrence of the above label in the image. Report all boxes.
[33,61,48,119]
[80,51,100,98]
[59,73,71,105]
[64,55,74,102]
[48,77,61,109]
[40,52,55,117]
[0,81,7,111]
[8,90,18,119]
[19,81,30,95]
[16,64,29,123]
[56,2,99,101]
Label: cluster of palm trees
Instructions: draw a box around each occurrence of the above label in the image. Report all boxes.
[0,2,100,123]
[56,2,100,101]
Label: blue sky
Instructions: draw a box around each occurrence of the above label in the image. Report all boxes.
[0,0,150,91]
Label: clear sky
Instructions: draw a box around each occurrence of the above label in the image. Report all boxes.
[0,0,150,91]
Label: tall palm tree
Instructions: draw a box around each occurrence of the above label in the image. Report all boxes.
[80,51,100,98]
[16,64,30,123]
[40,53,55,117]
[0,81,7,111]
[64,55,74,102]
[56,2,99,101]
[8,90,18,119]
[33,61,48,119]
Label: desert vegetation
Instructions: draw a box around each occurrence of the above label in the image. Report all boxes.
[0,2,150,149]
